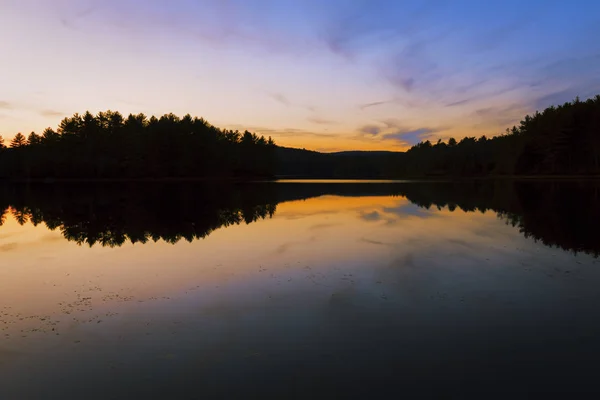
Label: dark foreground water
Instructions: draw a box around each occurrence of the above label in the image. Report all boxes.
[0,180,599,398]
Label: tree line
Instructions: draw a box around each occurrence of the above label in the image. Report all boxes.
[277,95,600,178]
[401,95,600,176]
[1,95,599,179]
[0,111,276,180]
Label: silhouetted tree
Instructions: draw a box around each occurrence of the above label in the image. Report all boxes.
[0,111,276,180]
[10,133,27,148]
[27,132,41,146]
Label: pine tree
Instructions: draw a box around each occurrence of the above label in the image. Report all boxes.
[10,133,27,148]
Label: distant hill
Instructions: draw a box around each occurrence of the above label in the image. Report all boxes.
[275,146,406,179]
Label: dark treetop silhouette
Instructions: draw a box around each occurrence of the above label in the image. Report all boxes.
[1,181,599,257]
[0,95,600,180]
[2,96,600,180]
[0,111,276,180]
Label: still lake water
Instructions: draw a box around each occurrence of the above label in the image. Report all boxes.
[1,180,599,398]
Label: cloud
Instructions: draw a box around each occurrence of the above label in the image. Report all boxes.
[359,100,392,110]
[0,101,12,109]
[353,119,442,146]
[39,109,64,117]
[266,93,317,113]
[443,82,524,109]
[533,85,600,111]
[224,124,337,139]
[280,128,338,138]
[534,89,577,110]
[383,128,436,145]
[470,103,530,130]
[446,99,471,107]
[59,3,98,29]
[380,24,455,94]
[463,15,534,56]
[269,93,291,106]
[380,118,408,130]
[307,117,336,125]
[358,125,382,136]
[319,0,447,59]
[455,79,490,94]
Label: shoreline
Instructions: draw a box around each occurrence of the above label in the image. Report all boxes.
[1,175,600,184]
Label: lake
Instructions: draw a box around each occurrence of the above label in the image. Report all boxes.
[1,180,599,398]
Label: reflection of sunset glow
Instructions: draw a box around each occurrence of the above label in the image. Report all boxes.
[0,193,549,343]
[276,195,408,217]
[2,189,600,398]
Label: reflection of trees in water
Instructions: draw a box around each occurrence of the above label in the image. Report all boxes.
[398,180,600,258]
[0,184,277,247]
[0,181,598,256]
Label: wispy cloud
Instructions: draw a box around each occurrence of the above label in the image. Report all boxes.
[59,3,98,29]
[236,125,338,139]
[269,92,291,106]
[319,0,447,59]
[383,128,437,145]
[533,84,600,111]
[39,109,64,118]
[358,125,382,136]
[446,99,471,107]
[0,101,12,109]
[266,92,317,113]
[280,128,338,138]
[307,116,336,125]
[358,100,394,110]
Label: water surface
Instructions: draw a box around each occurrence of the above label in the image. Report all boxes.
[0,181,599,398]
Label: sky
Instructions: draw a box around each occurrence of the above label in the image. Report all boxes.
[1,0,599,151]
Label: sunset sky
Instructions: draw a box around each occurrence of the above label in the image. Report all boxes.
[1,0,599,151]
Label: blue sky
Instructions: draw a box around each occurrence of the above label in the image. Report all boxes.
[1,0,599,151]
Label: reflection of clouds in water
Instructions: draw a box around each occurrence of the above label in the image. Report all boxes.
[360,211,382,222]
[308,222,341,231]
[41,233,64,243]
[280,211,338,220]
[359,200,438,225]
[0,242,18,252]
[445,238,481,251]
[0,234,65,253]
[360,238,390,246]
[273,236,317,255]
[383,203,434,219]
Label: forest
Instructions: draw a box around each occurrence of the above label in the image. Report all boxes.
[0,111,276,180]
[0,181,598,256]
[278,95,600,178]
[401,95,600,177]
[0,95,599,180]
